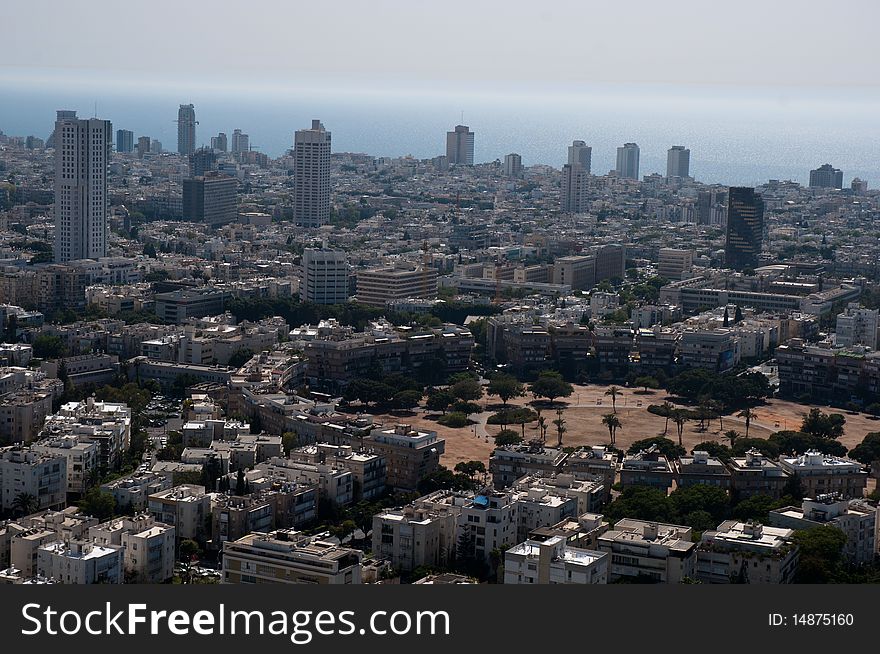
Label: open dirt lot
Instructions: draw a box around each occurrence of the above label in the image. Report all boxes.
[371,384,880,468]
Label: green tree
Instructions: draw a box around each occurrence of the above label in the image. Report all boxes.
[737,408,756,438]
[227,348,255,369]
[392,389,423,411]
[800,408,846,439]
[33,334,66,359]
[426,390,455,414]
[12,492,38,517]
[723,430,742,448]
[450,378,483,402]
[627,437,686,459]
[672,410,689,447]
[849,432,880,465]
[235,469,246,496]
[529,370,573,403]
[487,374,525,406]
[634,376,659,393]
[78,488,116,521]
[601,413,621,445]
[793,526,847,583]
[604,385,622,412]
[494,429,522,446]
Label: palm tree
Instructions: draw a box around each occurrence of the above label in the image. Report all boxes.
[553,408,567,447]
[672,410,689,448]
[737,408,755,438]
[605,386,621,413]
[602,413,621,445]
[537,415,548,443]
[659,401,674,436]
[12,492,38,517]
[711,400,725,432]
[724,430,742,448]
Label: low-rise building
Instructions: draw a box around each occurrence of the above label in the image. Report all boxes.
[696,521,798,584]
[0,445,67,513]
[620,446,675,492]
[675,450,731,489]
[778,451,867,500]
[597,519,696,583]
[504,535,608,584]
[489,443,568,489]
[37,539,123,584]
[222,529,362,584]
[727,449,790,500]
[147,484,213,544]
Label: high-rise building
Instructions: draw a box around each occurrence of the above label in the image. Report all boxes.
[851,178,868,194]
[151,139,162,154]
[697,188,727,225]
[293,119,331,228]
[231,129,249,154]
[211,132,228,152]
[725,187,764,270]
[177,104,196,156]
[116,129,134,153]
[301,249,348,305]
[446,125,474,165]
[503,153,523,178]
[189,147,218,177]
[568,140,592,173]
[809,163,843,189]
[53,111,111,263]
[616,143,640,180]
[137,136,151,158]
[182,172,238,226]
[560,164,589,213]
[667,145,690,179]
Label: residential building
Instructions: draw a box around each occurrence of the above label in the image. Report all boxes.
[211,132,228,152]
[835,302,878,349]
[37,539,123,584]
[222,529,362,584]
[727,450,790,500]
[502,153,522,178]
[675,450,731,489]
[778,451,867,500]
[696,521,798,584]
[567,140,592,173]
[372,501,459,572]
[489,443,568,489]
[597,519,696,583]
[809,163,843,189]
[230,129,249,154]
[666,145,690,179]
[115,129,133,153]
[101,471,171,512]
[54,111,111,262]
[367,424,445,491]
[147,484,213,543]
[293,120,331,227]
[0,446,67,513]
[620,446,675,492]
[504,535,607,584]
[615,142,640,180]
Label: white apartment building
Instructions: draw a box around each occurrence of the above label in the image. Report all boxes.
[778,451,867,500]
[37,540,123,584]
[101,471,172,512]
[53,111,111,262]
[560,163,589,213]
[293,120,331,227]
[372,503,459,572]
[836,302,878,349]
[504,535,608,584]
[31,435,99,495]
[147,484,213,542]
[697,521,798,584]
[50,398,132,472]
[597,519,696,583]
[88,513,176,583]
[0,446,67,513]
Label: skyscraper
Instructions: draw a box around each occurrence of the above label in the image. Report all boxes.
[231,129,249,154]
[568,140,592,173]
[560,164,589,213]
[666,145,690,179]
[725,187,764,271]
[177,104,196,156]
[615,143,640,180]
[301,248,348,305]
[809,163,843,189]
[116,129,134,153]
[137,136,151,158]
[446,125,474,165]
[53,111,111,262]
[211,132,228,152]
[293,119,331,227]
[503,153,523,178]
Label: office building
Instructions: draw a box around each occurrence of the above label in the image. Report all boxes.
[222,529,362,584]
[503,153,522,178]
[176,104,196,156]
[560,163,589,213]
[725,187,764,270]
[568,140,592,173]
[211,132,228,152]
[115,129,134,153]
[355,264,438,307]
[446,125,474,165]
[658,248,694,280]
[293,120,331,227]
[301,248,348,305]
[666,145,690,179]
[504,536,608,584]
[809,163,843,189]
[53,111,111,262]
[230,129,249,154]
[615,142,640,180]
[182,172,238,226]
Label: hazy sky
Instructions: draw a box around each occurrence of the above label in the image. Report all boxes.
[3,0,878,95]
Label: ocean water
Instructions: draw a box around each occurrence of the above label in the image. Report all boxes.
[3,80,880,188]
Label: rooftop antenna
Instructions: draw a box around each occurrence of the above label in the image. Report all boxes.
[460,110,464,124]
[94,101,98,118]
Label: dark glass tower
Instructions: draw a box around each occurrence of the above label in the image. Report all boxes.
[725,187,764,270]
